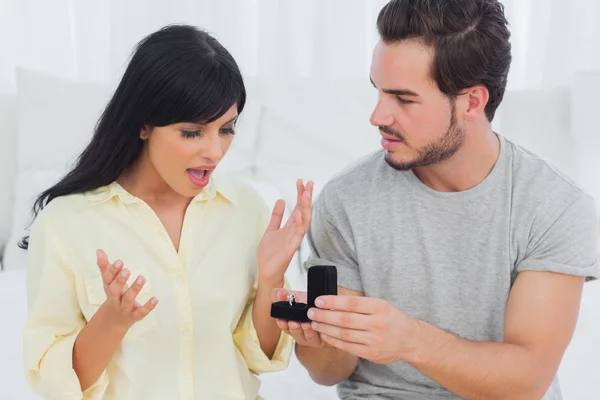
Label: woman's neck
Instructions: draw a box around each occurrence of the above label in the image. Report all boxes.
[117,148,190,206]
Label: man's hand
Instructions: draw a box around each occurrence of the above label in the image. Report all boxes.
[274,289,331,349]
[282,285,364,386]
[307,295,418,364]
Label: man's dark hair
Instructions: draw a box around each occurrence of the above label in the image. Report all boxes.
[377,0,511,121]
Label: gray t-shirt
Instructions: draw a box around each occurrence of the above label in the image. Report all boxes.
[304,135,599,400]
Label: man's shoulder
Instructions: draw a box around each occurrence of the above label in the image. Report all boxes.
[318,150,389,204]
[505,137,598,263]
[503,138,599,281]
[505,137,588,214]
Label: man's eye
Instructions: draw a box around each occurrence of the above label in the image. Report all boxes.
[396,97,414,105]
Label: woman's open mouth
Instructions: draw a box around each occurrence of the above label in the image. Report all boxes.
[187,168,212,188]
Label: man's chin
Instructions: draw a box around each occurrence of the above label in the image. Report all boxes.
[384,153,418,171]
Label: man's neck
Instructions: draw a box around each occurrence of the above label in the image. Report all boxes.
[412,125,500,193]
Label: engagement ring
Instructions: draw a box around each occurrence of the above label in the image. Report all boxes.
[287,293,296,306]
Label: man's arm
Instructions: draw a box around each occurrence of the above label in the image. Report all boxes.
[312,271,584,399]
[408,270,583,399]
[311,192,597,398]
[294,286,362,386]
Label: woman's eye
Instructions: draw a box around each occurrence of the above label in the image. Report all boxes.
[181,130,201,138]
[180,127,235,138]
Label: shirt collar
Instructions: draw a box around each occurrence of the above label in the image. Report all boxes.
[84,173,237,206]
[192,171,238,204]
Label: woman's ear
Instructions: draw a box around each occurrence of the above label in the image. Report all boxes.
[140,125,151,140]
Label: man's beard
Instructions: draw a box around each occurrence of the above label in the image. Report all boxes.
[383,101,465,171]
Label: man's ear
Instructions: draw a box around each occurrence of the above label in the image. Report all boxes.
[462,85,489,122]
[140,125,151,140]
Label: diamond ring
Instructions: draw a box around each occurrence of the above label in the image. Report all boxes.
[287,293,296,306]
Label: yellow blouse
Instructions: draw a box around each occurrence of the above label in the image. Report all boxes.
[22,173,293,400]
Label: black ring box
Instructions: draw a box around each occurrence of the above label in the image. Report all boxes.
[270,265,337,322]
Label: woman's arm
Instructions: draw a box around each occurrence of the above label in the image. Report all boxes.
[74,251,158,390]
[252,277,285,359]
[253,180,313,359]
[73,303,129,390]
[232,276,294,374]
[232,180,313,373]
[24,215,110,399]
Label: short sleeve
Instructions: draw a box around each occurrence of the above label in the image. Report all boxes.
[516,193,600,281]
[304,188,363,292]
[23,214,109,399]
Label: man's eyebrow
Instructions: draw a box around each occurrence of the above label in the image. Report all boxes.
[370,76,420,97]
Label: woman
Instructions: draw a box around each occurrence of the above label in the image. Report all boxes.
[22,25,312,400]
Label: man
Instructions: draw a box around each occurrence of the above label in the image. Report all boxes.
[275,0,599,399]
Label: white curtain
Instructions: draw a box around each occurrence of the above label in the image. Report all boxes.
[1,0,598,89]
[1,0,598,201]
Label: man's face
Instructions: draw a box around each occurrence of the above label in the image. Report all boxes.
[369,39,465,170]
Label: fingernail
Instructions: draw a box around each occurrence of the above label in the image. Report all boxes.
[135,276,144,285]
[120,269,128,277]
[315,298,324,307]
[150,297,158,305]
[307,309,315,319]
[311,321,318,329]
[113,261,121,269]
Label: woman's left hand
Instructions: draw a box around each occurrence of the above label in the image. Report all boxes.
[257,179,314,284]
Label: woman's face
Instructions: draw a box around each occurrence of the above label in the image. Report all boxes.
[141,105,238,198]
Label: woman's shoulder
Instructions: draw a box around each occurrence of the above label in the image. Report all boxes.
[25,192,91,246]
[33,183,117,228]
[35,192,89,221]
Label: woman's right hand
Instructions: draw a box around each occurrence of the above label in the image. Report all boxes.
[96,249,158,330]
[274,288,330,349]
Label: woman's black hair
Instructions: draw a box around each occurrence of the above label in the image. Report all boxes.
[19,24,246,249]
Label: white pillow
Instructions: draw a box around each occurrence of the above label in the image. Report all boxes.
[0,95,17,258]
[0,268,43,399]
[3,170,64,271]
[15,68,110,174]
[571,71,600,208]
[3,69,110,270]
[497,87,577,181]
[10,67,109,238]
